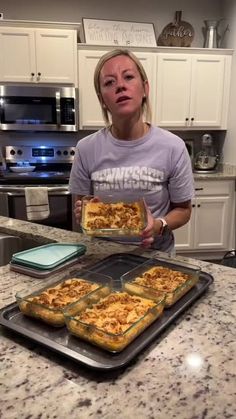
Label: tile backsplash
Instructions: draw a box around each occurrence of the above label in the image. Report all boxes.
[173,130,226,161]
[0,129,227,162]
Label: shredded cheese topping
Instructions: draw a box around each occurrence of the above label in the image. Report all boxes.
[75,292,156,334]
[132,266,190,292]
[84,202,143,231]
[28,278,99,309]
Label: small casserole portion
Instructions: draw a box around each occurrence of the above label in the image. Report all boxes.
[16,270,112,326]
[81,195,147,237]
[64,291,165,352]
[122,258,200,306]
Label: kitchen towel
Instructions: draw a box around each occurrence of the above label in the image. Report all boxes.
[25,187,50,221]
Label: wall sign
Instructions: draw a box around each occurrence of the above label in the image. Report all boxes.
[82,18,157,47]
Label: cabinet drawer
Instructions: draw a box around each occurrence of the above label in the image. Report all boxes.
[194,180,234,196]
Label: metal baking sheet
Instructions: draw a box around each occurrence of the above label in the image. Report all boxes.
[0,253,214,371]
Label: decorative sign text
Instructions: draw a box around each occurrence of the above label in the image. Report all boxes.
[82,18,157,47]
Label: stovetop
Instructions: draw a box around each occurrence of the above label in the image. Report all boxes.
[4,145,75,164]
[0,170,71,185]
[1,145,74,184]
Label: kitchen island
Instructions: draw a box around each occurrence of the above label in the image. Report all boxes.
[0,216,235,419]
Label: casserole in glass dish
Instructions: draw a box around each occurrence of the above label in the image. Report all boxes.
[64,291,165,352]
[122,257,200,307]
[16,270,112,326]
[81,195,147,237]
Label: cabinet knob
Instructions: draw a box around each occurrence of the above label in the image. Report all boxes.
[197,204,200,208]
[192,204,195,208]
[191,117,194,121]
[185,117,189,121]
[37,72,41,76]
[31,72,35,76]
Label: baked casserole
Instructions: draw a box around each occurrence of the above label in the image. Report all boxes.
[64,291,165,352]
[122,258,200,306]
[16,271,112,326]
[81,196,147,236]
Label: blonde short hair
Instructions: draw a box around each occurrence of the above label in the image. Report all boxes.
[94,48,152,126]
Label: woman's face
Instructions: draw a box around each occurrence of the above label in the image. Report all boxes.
[99,55,149,120]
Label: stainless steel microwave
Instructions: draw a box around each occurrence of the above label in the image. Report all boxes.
[0,85,78,132]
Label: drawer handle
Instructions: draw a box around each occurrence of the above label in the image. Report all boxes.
[195,188,203,191]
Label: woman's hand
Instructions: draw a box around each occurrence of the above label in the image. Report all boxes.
[74,195,101,225]
[141,204,162,248]
[74,199,82,224]
[141,200,192,248]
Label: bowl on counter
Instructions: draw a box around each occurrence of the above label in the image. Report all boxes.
[10,166,36,173]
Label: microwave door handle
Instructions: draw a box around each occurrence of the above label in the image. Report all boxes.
[0,101,3,126]
[56,91,61,126]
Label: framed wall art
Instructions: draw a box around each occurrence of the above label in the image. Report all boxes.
[82,18,157,47]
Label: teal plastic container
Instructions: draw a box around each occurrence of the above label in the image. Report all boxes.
[11,243,86,270]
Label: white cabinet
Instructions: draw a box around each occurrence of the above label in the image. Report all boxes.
[78,48,156,129]
[155,53,231,129]
[0,27,77,84]
[175,180,235,255]
[78,50,105,129]
[78,47,232,130]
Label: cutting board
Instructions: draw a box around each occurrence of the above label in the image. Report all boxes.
[158,11,194,47]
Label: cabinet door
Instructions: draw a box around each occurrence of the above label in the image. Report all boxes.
[78,50,107,129]
[134,51,157,121]
[174,216,194,250]
[194,196,230,249]
[155,53,231,130]
[78,49,157,129]
[155,54,192,127]
[189,55,225,128]
[0,28,36,82]
[35,29,77,84]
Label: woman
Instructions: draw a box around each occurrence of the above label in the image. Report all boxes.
[69,48,194,252]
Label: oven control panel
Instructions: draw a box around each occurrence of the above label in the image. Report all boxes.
[5,146,76,163]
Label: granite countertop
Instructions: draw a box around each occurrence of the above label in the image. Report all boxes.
[193,163,236,180]
[0,216,235,419]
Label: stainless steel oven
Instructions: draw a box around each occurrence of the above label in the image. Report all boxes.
[0,186,72,230]
[0,145,75,230]
[0,85,78,132]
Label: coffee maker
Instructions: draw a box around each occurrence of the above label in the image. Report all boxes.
[194,134,219,173]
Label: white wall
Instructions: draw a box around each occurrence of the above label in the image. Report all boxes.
[0,0,222,47]
[222,0,236,164]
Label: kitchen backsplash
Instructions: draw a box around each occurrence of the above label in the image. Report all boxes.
[0,130,94,147]
[0,129,226,162]
[173,130,226,162]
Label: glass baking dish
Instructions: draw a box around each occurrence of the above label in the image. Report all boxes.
[16,270,112,327]
[80,195,147,237]
[121,257,201,307]
[63,291,165,352]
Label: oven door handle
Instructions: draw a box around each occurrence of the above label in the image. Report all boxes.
[0,186,70,194]
[56,90,61,126]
